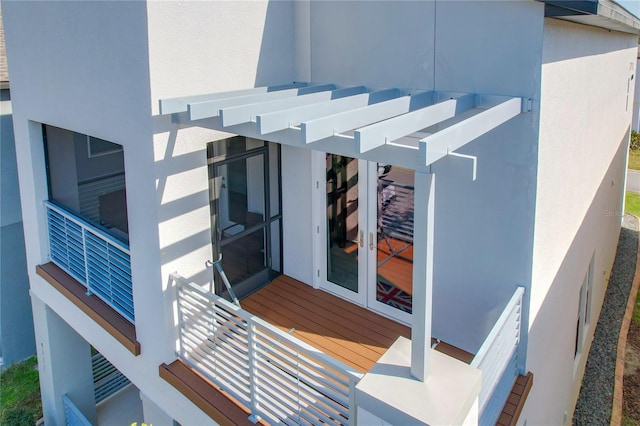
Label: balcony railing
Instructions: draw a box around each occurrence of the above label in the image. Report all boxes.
[62,394,92,426]
[173,274,363,426]
[45,201,134,322]
[471,286,525,426]
[92,352,131,403]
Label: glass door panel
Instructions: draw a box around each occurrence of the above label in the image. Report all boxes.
[211,149,270,300]
[317,154,414,322]
[326,154,359,292]
[372,165,415,319]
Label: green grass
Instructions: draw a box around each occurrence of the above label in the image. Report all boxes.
[626,192,640,327]
[630,150,640,171]
[624,414,640,426]
[0,356,42,425]
[627,192,640,218]
[634,287,640,326]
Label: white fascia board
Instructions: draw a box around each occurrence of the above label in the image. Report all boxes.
[301,90,433,144]
[354,93,476,153]
[419,97,522,166]
[187,84,333,121]
[158,82,309,115]
[256,88,402,135]
[220,86,366,127]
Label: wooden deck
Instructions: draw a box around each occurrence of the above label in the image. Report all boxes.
[242,275,411,373]
[242,275,474,373]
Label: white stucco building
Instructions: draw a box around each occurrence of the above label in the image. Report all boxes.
[3,1,639,425]
[0,2,35,370]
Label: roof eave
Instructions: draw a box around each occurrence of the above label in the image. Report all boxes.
[541,0,640,34]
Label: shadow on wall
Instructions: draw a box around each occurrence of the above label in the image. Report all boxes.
[524,133,627,425]
[152,0,297,287]
[429,112,538,355]
[0,90,36,366]
[254,0,296,86]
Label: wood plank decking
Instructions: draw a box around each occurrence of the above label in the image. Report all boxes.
[242,275,411,373]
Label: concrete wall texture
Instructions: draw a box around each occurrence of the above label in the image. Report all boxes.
[525,18,637,425]
[0,89,34,367]
[307,0,544,353]
[1,0,636,424]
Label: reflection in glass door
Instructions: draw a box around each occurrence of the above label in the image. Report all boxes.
[326,154,360,293]
[372,165,414,318]
[319,153,415,323]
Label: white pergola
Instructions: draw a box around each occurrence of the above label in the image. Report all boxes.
[159,82,528,382]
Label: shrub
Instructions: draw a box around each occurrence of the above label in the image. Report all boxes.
[631,130,640,151]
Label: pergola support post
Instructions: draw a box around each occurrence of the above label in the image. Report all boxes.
[411,170,435,382]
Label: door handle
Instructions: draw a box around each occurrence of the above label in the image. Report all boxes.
[369,232,375,251]
[359,230,364,247]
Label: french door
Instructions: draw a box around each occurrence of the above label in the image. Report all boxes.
[317,153,415,324]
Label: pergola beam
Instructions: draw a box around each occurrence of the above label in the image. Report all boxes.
[220,86,366,127]
[354,93,476,153]
[199,117,428,171]
[188,84,335,121]
[419,97,523,166]
[159,82,309,115]
[256,88,401,135]
[158,85,527,173]
[301,91,433,144]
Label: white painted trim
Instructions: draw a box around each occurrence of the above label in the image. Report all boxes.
[419,97,522,166]
[410,171,435,381]
[354,93,475,153]
[220,86,365,127]
[158,82,309,114]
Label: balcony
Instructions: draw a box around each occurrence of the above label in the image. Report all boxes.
[163,273,526,425]
[38,201,139,354]
[62,353,141,426]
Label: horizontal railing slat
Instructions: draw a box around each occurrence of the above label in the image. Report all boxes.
[174,273,361,425]
[471,287,524,425]
[63,394,92,426]
[45,201,134,322]
[92,353,131,404]
[255,356,349,418]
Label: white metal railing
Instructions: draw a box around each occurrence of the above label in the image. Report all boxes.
[206,254,240,307]
[62,394,92,426]
[471,286,525,426]
[173,273,364,425]
[45,201,134,322]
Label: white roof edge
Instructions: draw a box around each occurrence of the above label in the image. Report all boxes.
[598,0,640,33]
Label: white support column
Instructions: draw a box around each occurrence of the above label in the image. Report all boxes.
[411,171,435,382]
[141,391,174,426]
[31,293,97,426]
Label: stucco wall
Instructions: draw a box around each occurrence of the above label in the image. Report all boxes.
[525,18,637,425]
[0,90,34,366]
[145,2,297,423]
[146,1,296,115]
[310,0,544,352]
[0,2,198,424]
